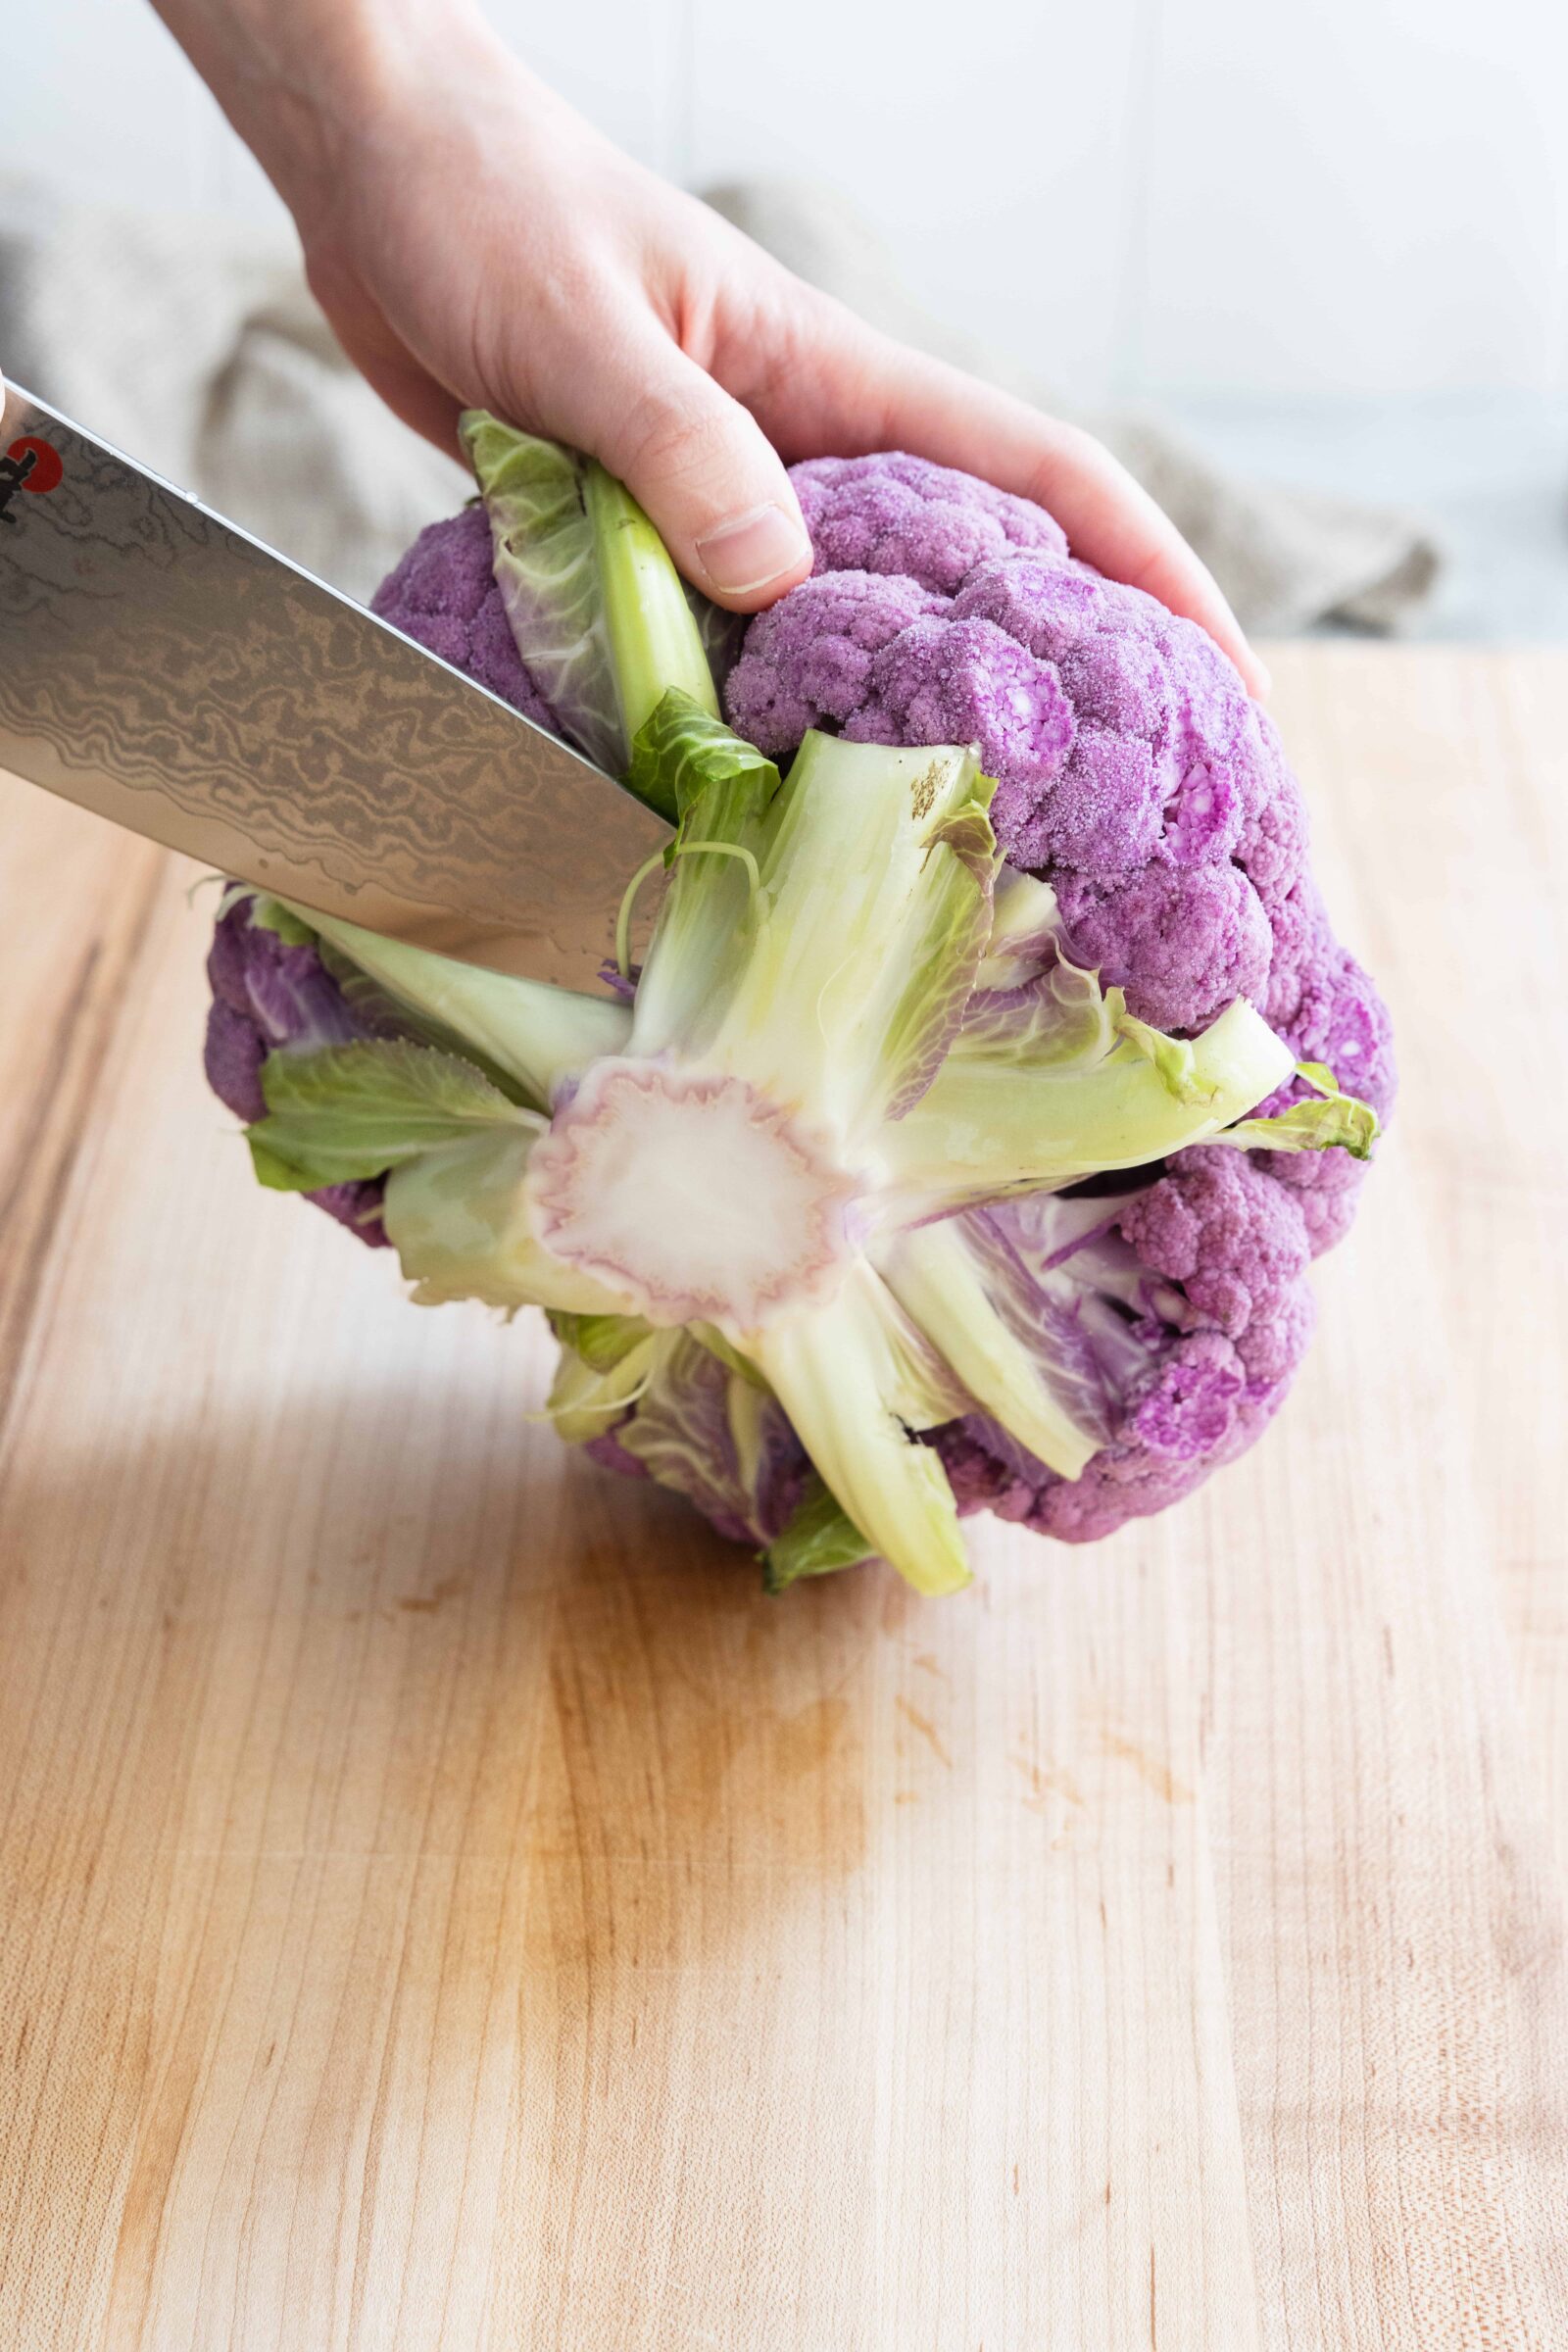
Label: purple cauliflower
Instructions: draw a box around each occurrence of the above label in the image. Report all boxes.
[204,895,391,1245]
[369,503,556,728]
[215,447,1392,1556]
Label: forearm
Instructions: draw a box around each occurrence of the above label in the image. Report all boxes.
[148,0,500,218]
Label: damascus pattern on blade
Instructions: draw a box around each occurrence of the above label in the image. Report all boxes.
[0,387,668,986]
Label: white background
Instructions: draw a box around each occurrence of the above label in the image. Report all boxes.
[5,0,1566,403]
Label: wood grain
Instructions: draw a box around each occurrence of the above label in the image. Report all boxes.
[1,647,1565,2348]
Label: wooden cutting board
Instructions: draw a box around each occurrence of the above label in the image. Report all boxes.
[1,646,1565,2349]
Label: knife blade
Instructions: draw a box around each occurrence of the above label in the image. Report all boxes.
[0,382,671,987]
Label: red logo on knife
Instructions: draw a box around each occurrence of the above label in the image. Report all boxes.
[0,435,64,524]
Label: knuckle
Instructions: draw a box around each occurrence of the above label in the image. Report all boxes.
[609,379,734,494]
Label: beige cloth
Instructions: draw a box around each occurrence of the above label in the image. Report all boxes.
[0,175,467,604]
[707,180,1442,635]
[2,172,1440,629]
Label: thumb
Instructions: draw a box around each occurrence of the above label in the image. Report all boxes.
[573,331,812,612]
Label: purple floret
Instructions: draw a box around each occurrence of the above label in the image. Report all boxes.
[1116,1151,1312,1343]
[727,449,1394,1546]
[1052,860,1274,1035]
[843,614,1076,834]
[370,506,558,732]
[207,896,362,1059]
[792,451,1068,591]
[203,996,269,1124]
[588,1343,810,1548]
[726,462,1324,1036]
[730,572,946,750]
[204,896,391,1249]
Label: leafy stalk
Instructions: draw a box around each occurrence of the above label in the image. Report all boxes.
[546,1330,664,1443]
[462,412,724,794]
[583,462,719,754]
[460,414,626,774]
[247,1039,540,1192]
[880,996,1297,1206]
[704,733,1000,1130]
[625,691,782,1056]
[749,1264,972,1595]
[1210,1060,1381,1158]
[296,906,631,1108]
[383,1128,625,1311]
[1111,1004,1207,1104]
[876,1217,1101,1478]
[547,1309,655,1371]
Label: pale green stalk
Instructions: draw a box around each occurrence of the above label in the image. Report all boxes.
[876,1219,1100,1479]
[546,1331,666,1444]
[583,463,719,749]
[383,1129,627,1311]
[297,906,631,1107]
[879,997,1296,1205]
[701,735,996,1130]
[748,1264,972,1596]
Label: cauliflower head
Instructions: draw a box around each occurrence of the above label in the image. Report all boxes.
[206,451,1392,1553]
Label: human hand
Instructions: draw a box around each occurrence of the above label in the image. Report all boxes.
[152,0,1267,689]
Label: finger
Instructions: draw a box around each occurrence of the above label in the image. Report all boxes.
[753,320,1270,697]
[561,320,812,612]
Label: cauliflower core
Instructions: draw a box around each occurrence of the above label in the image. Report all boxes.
[525,1060,855,1331]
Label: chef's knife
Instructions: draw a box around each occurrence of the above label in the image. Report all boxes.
[0,382,671,988]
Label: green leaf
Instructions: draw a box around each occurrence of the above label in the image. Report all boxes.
[1211,1060,1381,1160]
[459,414,626,776]
[879,784,1000,1118]
[545,1330,662,1444]
[877,1216,1101,1479]
[314,938,533,1105]
[624,691,782,1057]
[461,413,732,785]
[926,784,1001,877]
[547,1309,654,1372]
[686,591,749,694]
[246,1135,313,1193]
[228,891,318,947]
[246,1038,538,1192]
[583,464,720,755]
[383,1129,627,1313]
[973,868,1064,988]
[953,950,1119,1069]
[881,994,1297,1210]
[749,1264,972,1596]
[687,1321,772,1386]
[695,733,1000,1135]
[761,1478,873,1592]
[627,686,781,834]
[297,905,632,1109]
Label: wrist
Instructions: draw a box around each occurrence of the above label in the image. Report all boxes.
[153,0,505,223]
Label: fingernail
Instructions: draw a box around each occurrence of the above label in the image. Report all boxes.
[696,503,810,596]
[1251,658,1274,701]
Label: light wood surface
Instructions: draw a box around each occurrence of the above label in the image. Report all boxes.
[1,646,1565,2349]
